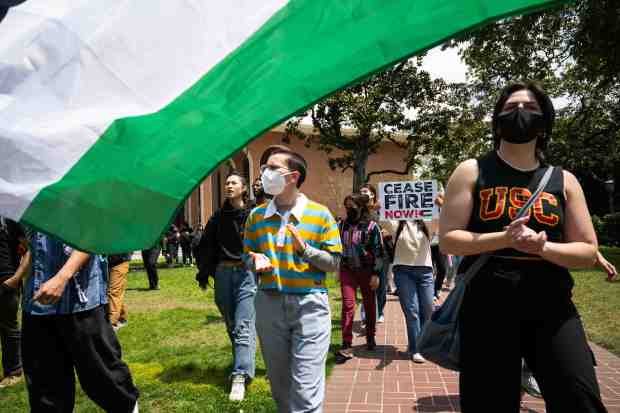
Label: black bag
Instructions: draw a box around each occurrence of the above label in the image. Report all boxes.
[384,221,406,263]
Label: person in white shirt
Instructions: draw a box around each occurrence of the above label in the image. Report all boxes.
[385,219,434,363]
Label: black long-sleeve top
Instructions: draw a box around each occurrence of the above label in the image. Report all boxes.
[196,200,251,280]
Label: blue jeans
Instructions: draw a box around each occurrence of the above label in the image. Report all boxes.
[393,265,434,354]
[255,290,331,413]
[214,264,257,379]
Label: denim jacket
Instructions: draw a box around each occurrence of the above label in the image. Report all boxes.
[23,230,108,315]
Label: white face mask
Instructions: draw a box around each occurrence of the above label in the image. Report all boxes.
[261,168,288,196]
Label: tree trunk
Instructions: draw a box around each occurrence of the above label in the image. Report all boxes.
[352,139,369,193]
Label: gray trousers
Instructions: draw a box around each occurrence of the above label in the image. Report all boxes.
[255,290,331,413]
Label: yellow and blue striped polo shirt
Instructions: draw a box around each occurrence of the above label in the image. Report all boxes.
[243,194,342,294]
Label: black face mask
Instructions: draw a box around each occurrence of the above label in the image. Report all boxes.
[346,208,360,222]
[496,108,545,144]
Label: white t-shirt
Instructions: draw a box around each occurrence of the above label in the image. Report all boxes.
[387,220,433,268]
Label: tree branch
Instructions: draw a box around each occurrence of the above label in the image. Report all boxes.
[366,167,411,181]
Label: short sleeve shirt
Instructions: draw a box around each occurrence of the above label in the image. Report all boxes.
[23,230,108,315]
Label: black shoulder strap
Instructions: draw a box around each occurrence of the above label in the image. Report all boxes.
[394,220,406,251]
[461,166,555,285]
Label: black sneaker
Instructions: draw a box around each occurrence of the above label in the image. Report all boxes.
[367,337,376,351]
[335,343,354,364]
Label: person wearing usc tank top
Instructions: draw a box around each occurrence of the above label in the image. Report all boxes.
[439,81,607,412]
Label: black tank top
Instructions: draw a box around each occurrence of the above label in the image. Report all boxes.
[460,151,575,309]
[467,151,565,258]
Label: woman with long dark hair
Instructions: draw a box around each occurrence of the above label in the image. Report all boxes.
[360,183,393,321]
[336,194,383,363]
[440,82,606,412]
[196,172,256,402]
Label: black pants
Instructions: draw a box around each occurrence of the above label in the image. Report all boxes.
[141,247,160,289]
[459,263,607,413]
[180,243,192,265]
[21,306,139,413]
[431,245,447,296]
[166,243,179,265]
[0,283,21,376]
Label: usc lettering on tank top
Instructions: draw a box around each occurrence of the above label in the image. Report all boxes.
[461,151,575,315]
[468,151,565,258]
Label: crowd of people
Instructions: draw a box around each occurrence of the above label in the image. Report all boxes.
[0,82,618,413]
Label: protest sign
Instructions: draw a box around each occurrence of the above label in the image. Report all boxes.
[378,180,439,221]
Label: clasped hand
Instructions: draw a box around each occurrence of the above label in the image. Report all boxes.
[504,216,547,255]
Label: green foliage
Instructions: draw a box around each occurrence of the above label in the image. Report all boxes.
[442,0,620,215]
[592,215,606,243]
[603,213,620,246]
[285,58,449,191]
[593,214,620,246]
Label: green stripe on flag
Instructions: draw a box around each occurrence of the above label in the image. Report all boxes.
[22,0,571,253]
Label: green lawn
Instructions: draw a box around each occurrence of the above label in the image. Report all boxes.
[0,268,342,413]
[1,248,618,412]
[572,246,620,356]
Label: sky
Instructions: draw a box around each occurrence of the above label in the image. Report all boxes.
[422,46,468,83]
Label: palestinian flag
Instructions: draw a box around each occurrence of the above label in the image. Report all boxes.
[0,0,569,253]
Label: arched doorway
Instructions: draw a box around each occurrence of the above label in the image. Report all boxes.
[183,148,252,229]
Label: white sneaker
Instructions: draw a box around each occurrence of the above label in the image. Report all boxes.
[412,353,426,364]
[377,315,385,323]
[229,375,246,401]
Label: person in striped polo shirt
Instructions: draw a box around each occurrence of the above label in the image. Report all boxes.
[244,145,342,413]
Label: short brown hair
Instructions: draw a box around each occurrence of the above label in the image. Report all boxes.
[259,145,308,188]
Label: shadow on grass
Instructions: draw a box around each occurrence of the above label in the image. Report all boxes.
[203,314,223,325]
[157,362,267,389]
[126,287,157,292]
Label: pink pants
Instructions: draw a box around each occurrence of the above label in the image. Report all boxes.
[340,266,376,345]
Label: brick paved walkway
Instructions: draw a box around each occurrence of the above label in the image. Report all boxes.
[324,295,620,413]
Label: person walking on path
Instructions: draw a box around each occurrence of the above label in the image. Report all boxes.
[336,194,383,364]
[440,81,607,412]
[21,229,139,412]
[386,218,434,364]
[430,192,449,301]
[244,145,342,413]
[196,172,256,402]
[107,253,131,331]
[360,184,392,323]
[141,244,160,290]
[165,225,180,266]
[0,216,28,388]
[180,223,193,266]
[191,224,204,267]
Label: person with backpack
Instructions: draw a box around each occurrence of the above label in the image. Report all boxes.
[360,183,392,323]
[335,194,384,363]
[196,172,255,402]
[387,218,434,364]
[440,82,606,412]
